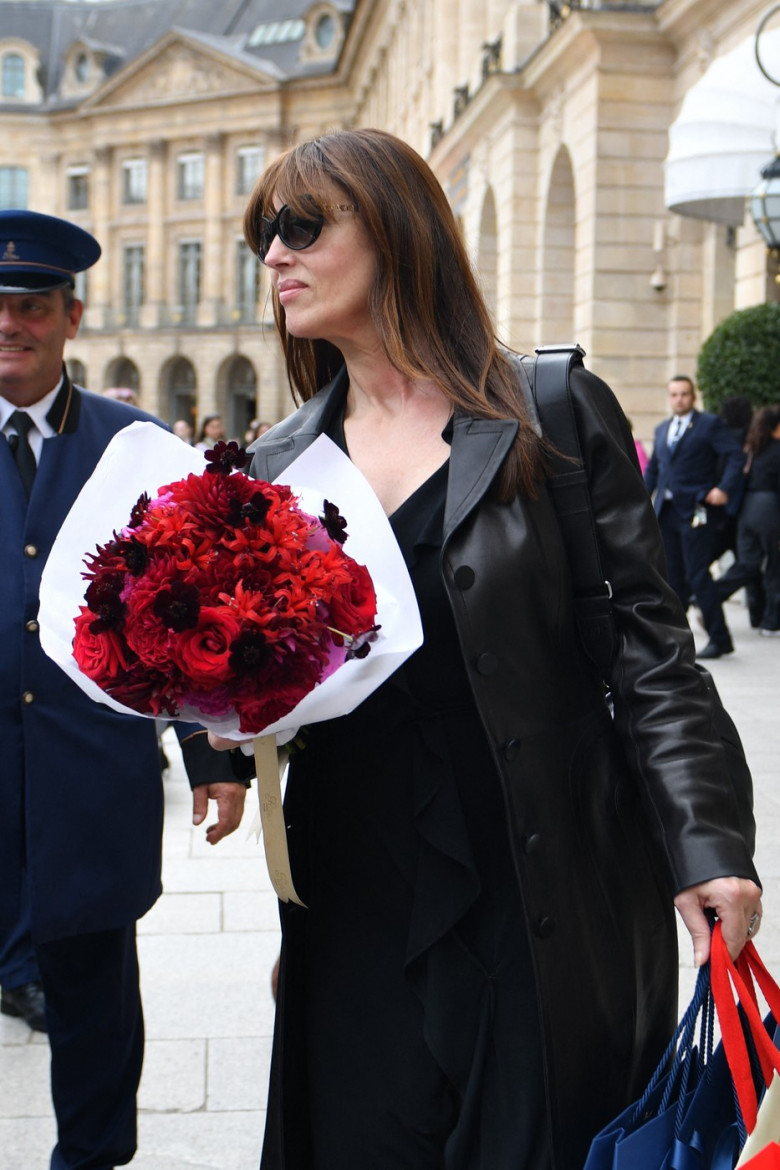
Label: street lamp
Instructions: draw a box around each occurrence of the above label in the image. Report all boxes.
[750,155,780,256]
[749,6,780,260]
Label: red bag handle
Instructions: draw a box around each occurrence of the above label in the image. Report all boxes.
[711,923,780,1132]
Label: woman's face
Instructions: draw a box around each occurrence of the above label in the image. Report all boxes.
[262,189,378,352]
[204,416,223,439]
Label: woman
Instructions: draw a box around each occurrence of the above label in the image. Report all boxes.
[717,404,780,635]
[224,129,760,1170]
[194,413,225,449]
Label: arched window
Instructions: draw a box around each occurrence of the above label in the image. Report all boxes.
[165,356,197,426]
[2,54,25,99]
[74,52,89,84]
[106,358,140,394]
[225,356,257,441]
[66,359,87,388]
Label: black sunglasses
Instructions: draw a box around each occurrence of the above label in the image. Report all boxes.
[255,203,357,263]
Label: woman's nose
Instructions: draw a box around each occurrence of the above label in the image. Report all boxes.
[262,233,289,269]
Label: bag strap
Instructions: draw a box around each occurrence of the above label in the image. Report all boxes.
[526,343,617,674]
[711,923,780,1132]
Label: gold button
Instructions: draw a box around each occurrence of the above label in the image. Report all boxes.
[25,620,39,633]
[24,544,38,558]
[22,691,35,704]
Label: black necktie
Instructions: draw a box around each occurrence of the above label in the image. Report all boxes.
[9,411,37,496]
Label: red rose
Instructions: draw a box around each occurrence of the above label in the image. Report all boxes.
[327,561,378,637]
[124,594,176,670]
[172,606,242,686]
[73,607,133,685]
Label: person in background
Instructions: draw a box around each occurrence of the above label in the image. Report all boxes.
[715,394,761,623]
[644,375,746,659]
[101,386,139,407]
[211,128,760,1170]
[194,413,225,449]
[0,209,248,1170]
[245,418,272,445]
[717,404,780,637]
[172,417,194,443]
[627,417,649,475]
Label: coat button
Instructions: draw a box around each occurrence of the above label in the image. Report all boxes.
[25,620,39,633]
[22,691,35,704]
[476,652,498,676]
[522,833,541,854]
[504,738,521,761]
[533,915,554,939]
[453,565,475,590]
[24,544,38,558]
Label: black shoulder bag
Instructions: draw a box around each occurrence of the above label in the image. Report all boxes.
[520,343,755,853]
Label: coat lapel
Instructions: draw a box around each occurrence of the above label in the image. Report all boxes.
[444,414,518,542]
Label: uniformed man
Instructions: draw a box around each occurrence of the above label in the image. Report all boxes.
[0,209,247,1170]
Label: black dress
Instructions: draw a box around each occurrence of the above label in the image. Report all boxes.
[264,434,549,1170]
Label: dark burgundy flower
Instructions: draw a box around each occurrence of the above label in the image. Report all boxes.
[85,572,126,632]
[320,499,348,544]
[116,537,148,577]
[226,488,271,528]
[128,493,150,529]
[229,628,271,675]
[152,580,201,631]
[204,441,249,476]
[242,489,272,526]
[345,625,381,661]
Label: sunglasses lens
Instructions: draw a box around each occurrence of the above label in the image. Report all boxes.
[257,216,277,262]
[279,207,322,250]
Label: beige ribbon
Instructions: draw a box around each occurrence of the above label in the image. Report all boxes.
[253,735,306,907]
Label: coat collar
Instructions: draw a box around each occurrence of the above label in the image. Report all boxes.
[249,365,518,540]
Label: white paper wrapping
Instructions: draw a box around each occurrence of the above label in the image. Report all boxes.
[39,421,423,743]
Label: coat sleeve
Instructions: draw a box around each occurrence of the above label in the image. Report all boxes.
[568,365,758,894]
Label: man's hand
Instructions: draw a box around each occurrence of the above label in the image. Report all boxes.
[208,731,237,752]
[704,487,729,506]
[675,876,762,966]
[192,782,247,845]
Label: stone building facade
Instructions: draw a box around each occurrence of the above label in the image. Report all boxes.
[0,0,776,442]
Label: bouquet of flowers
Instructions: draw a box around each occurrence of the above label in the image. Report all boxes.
[71,441,379,736]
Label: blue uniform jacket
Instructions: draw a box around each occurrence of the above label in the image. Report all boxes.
[1,377,166,944]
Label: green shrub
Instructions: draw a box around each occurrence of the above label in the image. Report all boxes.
[697,302,780,411]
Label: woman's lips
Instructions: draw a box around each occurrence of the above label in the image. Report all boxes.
[277,280,307,304]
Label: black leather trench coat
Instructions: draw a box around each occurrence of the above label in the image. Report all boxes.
[249,363,758,1170]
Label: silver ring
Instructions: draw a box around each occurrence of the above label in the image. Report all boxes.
[747,912,761,938]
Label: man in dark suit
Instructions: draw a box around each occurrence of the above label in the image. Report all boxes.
[0,210,247,1169]
[644,374,746,658]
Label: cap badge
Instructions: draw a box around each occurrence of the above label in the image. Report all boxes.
[2,241,19,262]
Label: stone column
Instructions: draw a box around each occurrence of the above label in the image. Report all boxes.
[140,139,167,329]
[89,145,113,330]
[199,132,225,327]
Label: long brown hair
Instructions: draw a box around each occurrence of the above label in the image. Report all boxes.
[244,128,543,499]
[745,404,780,457]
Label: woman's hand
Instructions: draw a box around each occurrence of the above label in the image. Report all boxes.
[675,876,763,965]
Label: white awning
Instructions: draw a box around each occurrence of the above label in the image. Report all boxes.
[664,29,780,226]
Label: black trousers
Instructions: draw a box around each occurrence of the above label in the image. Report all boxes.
[37,925,143,1170]
[718,491,780,631]
[658,501,732,646]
